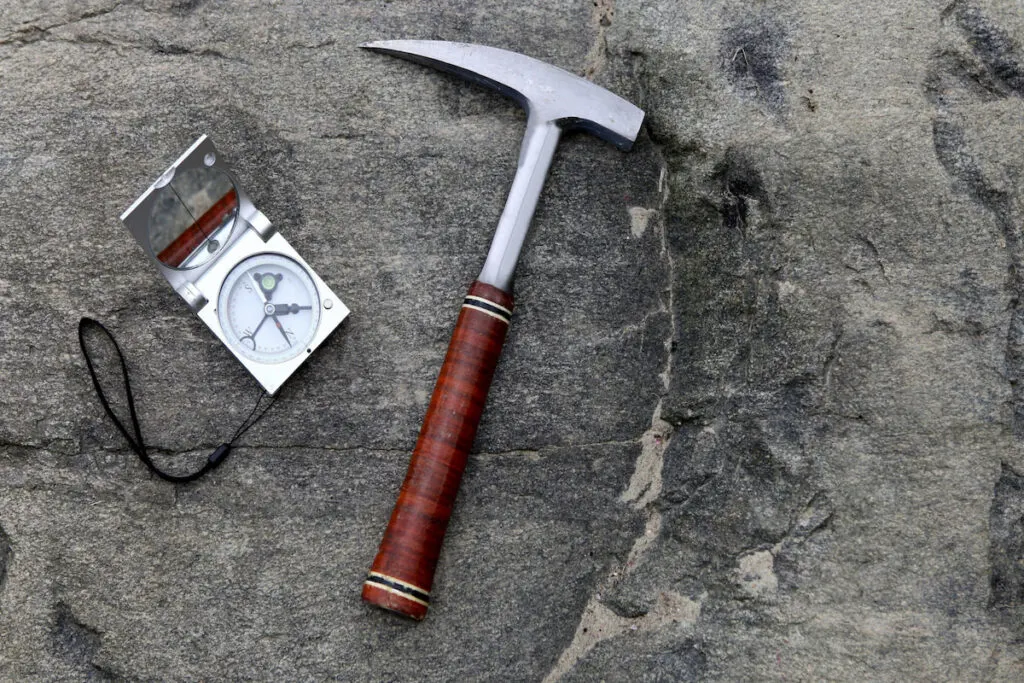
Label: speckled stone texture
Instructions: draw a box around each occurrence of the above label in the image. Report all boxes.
[1,0,1023,680]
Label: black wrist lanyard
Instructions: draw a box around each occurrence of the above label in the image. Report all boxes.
[78,317,277,483]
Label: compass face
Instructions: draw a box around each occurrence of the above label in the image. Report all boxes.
[217,253,322,364]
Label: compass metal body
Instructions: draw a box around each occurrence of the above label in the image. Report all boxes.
[120,135,349,394]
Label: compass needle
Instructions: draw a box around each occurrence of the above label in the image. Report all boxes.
[272,316,292,346]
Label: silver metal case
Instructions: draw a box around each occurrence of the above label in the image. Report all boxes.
[120,135,349,394]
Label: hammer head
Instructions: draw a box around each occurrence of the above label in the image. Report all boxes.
[361,40,645,150]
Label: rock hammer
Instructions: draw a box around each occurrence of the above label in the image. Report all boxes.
[360,40,645,619]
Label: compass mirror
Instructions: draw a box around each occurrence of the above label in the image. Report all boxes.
[148,164,239,270]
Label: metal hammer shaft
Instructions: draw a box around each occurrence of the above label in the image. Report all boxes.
[360,40,644,620]
[477,121,561,291]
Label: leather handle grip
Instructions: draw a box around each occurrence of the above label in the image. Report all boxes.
[362,281,514,619]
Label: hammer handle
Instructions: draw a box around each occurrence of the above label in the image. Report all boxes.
[363,281,513,619]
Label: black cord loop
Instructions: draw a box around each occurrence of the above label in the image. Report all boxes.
[77,317,276,483]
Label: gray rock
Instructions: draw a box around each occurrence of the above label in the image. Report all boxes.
[2,0,1024,680]
[563,631,707,683]
[990,464,1024,616]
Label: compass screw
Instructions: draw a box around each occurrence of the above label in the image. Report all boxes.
[324,299,333,309]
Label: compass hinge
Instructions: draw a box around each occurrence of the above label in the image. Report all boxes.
[177,281,208,312]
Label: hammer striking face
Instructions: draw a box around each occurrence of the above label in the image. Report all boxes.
[360,39,645,620]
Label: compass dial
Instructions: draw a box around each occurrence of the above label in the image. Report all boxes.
[217,253,321,364]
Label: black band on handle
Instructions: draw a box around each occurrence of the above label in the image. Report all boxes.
[77,317,275,483]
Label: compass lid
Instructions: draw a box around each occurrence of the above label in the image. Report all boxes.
[121,136,245,272]
[148,163,238,269]
[121,136,276,286]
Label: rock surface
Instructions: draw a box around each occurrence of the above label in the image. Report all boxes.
[1,0,1023,680]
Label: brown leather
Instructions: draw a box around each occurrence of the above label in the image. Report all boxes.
[363,281,513,619]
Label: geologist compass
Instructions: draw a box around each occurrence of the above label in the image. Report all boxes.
[120,135,349,394]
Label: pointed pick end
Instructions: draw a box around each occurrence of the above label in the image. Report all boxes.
[360,40,417,52]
